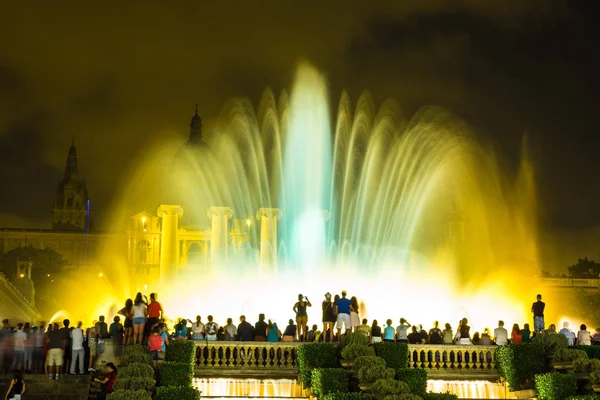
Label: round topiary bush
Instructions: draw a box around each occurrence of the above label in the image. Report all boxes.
[353,356,386,373]
[370,379,410,397]
[341,344,376,361]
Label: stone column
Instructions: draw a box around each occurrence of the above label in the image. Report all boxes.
[207,206,233,263]
[256,208,282,266]
[157,205,183,282]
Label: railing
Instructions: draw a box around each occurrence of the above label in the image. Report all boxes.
[193,341,499,380]
[407,344,498,379]
[540,277,600,288]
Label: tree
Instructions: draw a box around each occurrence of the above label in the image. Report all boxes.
[567,257,600,279]
[0,246,66,282]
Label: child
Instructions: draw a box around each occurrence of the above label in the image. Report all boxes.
[148,326,163,367]
[5,369,26,400]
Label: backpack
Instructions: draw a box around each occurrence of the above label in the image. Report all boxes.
[206,322,217,335]
[429,328,443,344]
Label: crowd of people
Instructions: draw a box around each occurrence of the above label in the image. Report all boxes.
[2,291,600,399]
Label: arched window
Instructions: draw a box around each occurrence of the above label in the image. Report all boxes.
[136,240,150,264]
[188,242,204,265]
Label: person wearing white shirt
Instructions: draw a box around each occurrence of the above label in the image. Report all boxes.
[70,321,85,374]
[493,320,508,346]
[12,323,27,370]
[559,321,576,346]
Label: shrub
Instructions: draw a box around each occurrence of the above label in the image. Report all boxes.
[354,356,386,373]
[573,358,600,373]
[566,397,600,400]
[165,339,196,364]
[423,392,459,400]
[533,333,568,353]
[554,348,588,362]
[155,386,201,400]
[311,368,349,397]
[591,370,600,385]
[358,365,395,384]
[118,363,155,379]
[157,362,194,387]
[396,368,427,396]
[535,372,577,400]
[343,332,370,347]
[496,343,546,390]
[342,344,375,360]
[572,345,600,360]
[113,377,156,391]
[323,392,374,400]
[107,389,153,400]
[120,345,153,367]
[382,395,422,400]
[297,343,339,387]
[370,379,410,397]
[373,342,409,369]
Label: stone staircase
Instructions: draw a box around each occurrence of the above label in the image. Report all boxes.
[0,374,91,400]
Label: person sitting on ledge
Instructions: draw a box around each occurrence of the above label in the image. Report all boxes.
[383,319,395,342]
[370,320,382,344]
[408,326,424,344]
[237,316,254,342]
[205,316,218,341]
[357,319,370,337]
[577,324,591,346]
[254,314,267,341]
[522,323,532,343]
[266,320,281,342]
[93,362,117,400]
[306,324,320,342]
[481,328,493,345]
[282,319,296,342]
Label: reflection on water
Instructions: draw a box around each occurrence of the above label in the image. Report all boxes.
[427,380,533,399]
[194,378,303,398]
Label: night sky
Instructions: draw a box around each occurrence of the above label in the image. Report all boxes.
[1,1,599,267]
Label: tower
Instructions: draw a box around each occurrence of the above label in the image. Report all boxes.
[52,139,90,231]
[189,104,203,142]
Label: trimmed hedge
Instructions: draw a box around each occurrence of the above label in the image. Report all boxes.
[354,356,386,373]
[373,342,409,369]
[118,363,155,379]
[311,368,349,397]
[113,377,155,391]
[554,348,588,362]
[370,379,410,397]
[573,358,600,373]
[382,394,422,400]
[342,332,370,347]
[358,365,395,384]
[157,362,194,387]
[396,368,427,396]
[341,344,375,360]
[323,392,374,400]
[423,392,459,400]
[535,372,577,400]
[496,343,546,390]
[572,345,600,360]
[566,396,600,400]
[120,345,153,367]
[155,386,201,400]
[533,333,568,353]
[297,343,340,387]
[165,339,196,364]
[591,370,600,385]
[107,389,153,400]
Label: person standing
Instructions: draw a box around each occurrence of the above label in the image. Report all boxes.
[12,323,26,370]
[349,297,360,333]
[132,293,148,345]
[321,293,335,342]
[47,322,64,379]
[531,294,546,333]
[34,322,45,373]
[334,290,352,341]
[293,294,312,341]
[70,321,85,375]
[145,293,163,339]
[119,299,134,346]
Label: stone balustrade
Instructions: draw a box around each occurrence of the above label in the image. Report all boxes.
[192,341,499,380]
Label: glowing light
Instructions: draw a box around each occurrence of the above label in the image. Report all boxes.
[142,217,147,223]
[99,273,103,277]
[47,274,50,277]
[246,219,251,227]
[19,273,24,278]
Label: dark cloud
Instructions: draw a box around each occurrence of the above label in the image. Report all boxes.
[0,0,598,244]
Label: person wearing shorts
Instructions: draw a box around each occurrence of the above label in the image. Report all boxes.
[293,294,312,341]
[531,294,545,333]
[147,327,163,368]
[47,324,64,379]
[335,290,352,340]
[132,293,148,345]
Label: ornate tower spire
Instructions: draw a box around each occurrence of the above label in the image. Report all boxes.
[53,140,89,231]
[189,104,202,142]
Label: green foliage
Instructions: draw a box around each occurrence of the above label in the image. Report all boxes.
[382,395,422,400]
[323,392,374,400]
[573,358,600,373]
[535,372,577,400]
[165,339,196,364]
[533,333,569,353]
[422,392,459,400]
[118,363,155,379]
[554,348,589,362]
[373,342,409,369]
[0,246,66,280]
[566,397,600,400]
[311,368,349,397]
[572,345,600,360]
[157,362,194,387]
[370,379,410,397]
[297,343,340,387]
[120,345,153,367]
[107,389,153,400]
[354,356,387,373]
[358,365,395,384]
[114,377,155,391]
[496,343,546,390]
[343,332,370,347]
[341,344,375,360]
[396,368,427,396]
[155,386,201,400]
[591,370,600,385]
[568,257,600,279]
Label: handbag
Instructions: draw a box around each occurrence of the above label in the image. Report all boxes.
[158,350,166,360]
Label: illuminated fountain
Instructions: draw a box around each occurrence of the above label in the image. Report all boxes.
[107,63,539,334]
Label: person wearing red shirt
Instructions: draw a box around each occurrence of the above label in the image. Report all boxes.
[148,327,164,367]
[94,362,117,400]
[145,293,163,340]
[511,324,523,344]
